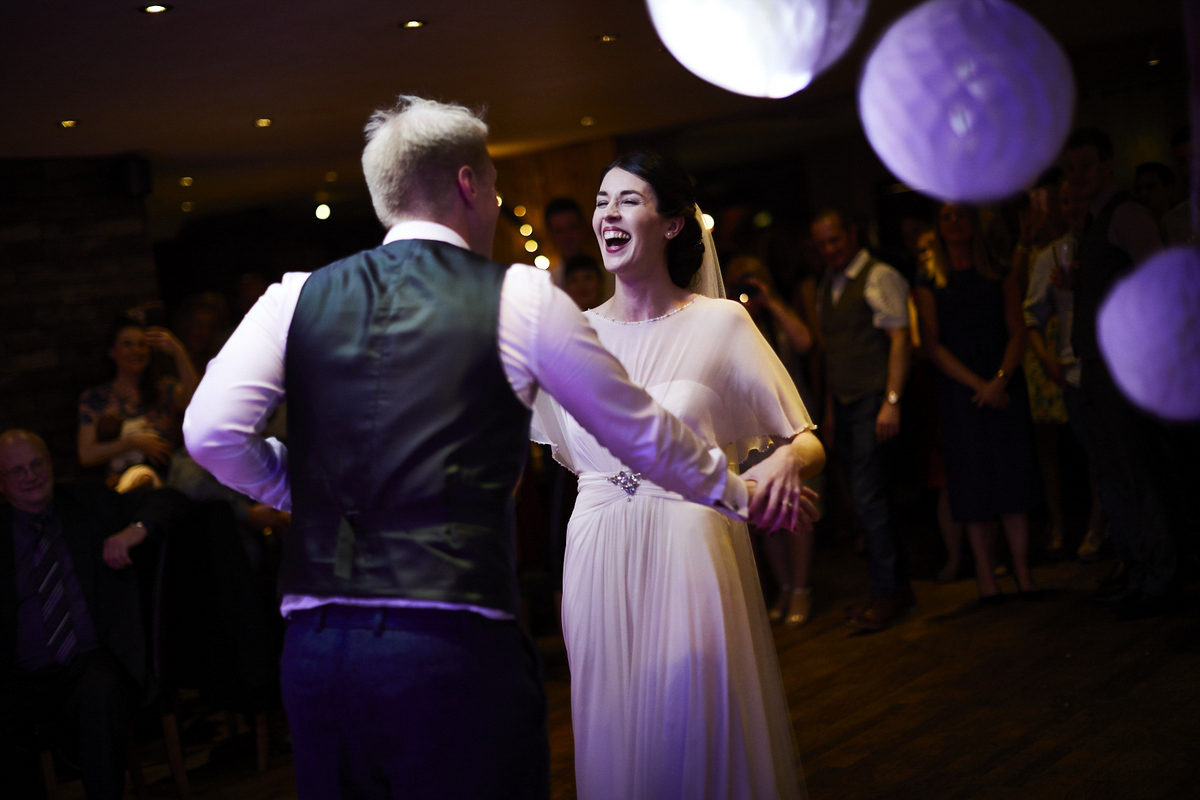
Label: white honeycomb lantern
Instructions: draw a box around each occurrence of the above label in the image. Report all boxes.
[1098,246,1200,422]
[647,0,869,98]
[858,0,1075,203]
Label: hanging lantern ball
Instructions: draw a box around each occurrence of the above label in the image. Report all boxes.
[814,0,870,75]
[1098,246,1200,422]
[647,0,869,98]
[858,0,1075,203]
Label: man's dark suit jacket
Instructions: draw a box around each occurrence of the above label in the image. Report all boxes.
[1,481,182,688]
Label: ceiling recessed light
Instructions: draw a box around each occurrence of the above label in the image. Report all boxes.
[315,204,331,220]
[580,116,596,127]
[401,20,426,28]
[534,255,550,269]
[496,195,503,207]
[179,176,193,187]
[1148,58,1160,66]
[524,240,539,253]
[255,118,272,127]
[140,4,172,13]
[60,120,78,128]
[513,205,526,217]
[325,171,338,182]
[181,201,194,212]
[598,34,620,43]
[520,224,533,236]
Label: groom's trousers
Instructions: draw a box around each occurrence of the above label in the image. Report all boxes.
[281,604,549,799]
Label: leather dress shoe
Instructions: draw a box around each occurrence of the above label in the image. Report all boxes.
[1098,561,1130,591]
[1112,590,1168,621]
[847,594,911,632]
[1092,562,1132,603]
[844,584,915,621]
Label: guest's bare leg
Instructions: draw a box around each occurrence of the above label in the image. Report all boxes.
[1088,469,1105,543]
[966,521,1000,597]
[937,486,963,581]
[785,528,815,626]
[1001,512,1038,591]
[1036,424,1065,551]
[763,534,792,620]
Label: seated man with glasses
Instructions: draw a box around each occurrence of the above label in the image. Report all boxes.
[0,428,183,799]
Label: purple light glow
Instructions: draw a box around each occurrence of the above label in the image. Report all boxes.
[1098,247,1200,422]
[646,0,868,98]
[858,0,1075,203]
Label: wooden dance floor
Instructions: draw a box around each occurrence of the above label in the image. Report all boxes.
[56,545,1200,799]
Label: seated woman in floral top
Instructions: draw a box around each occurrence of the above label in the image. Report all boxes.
[78,316,199,486]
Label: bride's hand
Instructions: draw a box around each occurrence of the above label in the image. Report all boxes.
[741,444,820,534]
[743,479,757,513]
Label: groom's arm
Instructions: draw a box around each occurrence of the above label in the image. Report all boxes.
[183,273,310,512]
[499,266,748,517]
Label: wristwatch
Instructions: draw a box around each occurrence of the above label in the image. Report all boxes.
[886,390,900,406]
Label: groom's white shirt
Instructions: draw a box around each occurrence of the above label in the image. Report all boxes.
[185,220,748,619]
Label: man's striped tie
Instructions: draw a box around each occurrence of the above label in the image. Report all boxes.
[30,513,77,664]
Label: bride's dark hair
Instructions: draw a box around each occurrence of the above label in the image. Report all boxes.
[602,151,704,290]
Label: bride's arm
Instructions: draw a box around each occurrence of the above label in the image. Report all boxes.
[739,430,824,534]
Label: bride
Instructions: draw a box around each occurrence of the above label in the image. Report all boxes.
[532,151,824,799]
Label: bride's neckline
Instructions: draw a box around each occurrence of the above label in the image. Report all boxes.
[590,295,700,325]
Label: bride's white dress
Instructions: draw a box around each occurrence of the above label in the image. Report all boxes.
[532,296,813,800]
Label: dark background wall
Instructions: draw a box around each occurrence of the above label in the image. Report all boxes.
[0,155,158,478]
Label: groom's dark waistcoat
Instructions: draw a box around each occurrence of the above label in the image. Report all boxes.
[281,238,532,615]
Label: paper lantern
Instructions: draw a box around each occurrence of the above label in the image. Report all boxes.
[1097,246,1200,422]
[647,0,869,98]
[858,0,1075,203]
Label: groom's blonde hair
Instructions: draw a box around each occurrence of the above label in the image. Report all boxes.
[362,96,490,227]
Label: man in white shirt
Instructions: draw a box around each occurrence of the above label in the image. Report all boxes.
[811,210,914,632]
[183,96,789,798]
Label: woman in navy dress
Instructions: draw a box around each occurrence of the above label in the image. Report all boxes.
[912,204,1040,601]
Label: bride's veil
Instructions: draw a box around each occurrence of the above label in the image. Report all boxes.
[689,205,726,300]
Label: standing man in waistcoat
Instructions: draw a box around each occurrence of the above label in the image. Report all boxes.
[1062,128,1174,619]
[184,96,774,798]
[811,209,914,631]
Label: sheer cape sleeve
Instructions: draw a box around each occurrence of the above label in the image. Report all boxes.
[709,300,815,465]
[530,387,578,474]
[530,297,813,475]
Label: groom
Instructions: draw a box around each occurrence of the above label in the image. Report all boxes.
[184,96,753,798]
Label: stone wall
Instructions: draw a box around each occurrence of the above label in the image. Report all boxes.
[0,155,158,479]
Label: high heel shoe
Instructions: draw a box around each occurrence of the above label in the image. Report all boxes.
[785,587,813,628]
[768,586,791,623]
